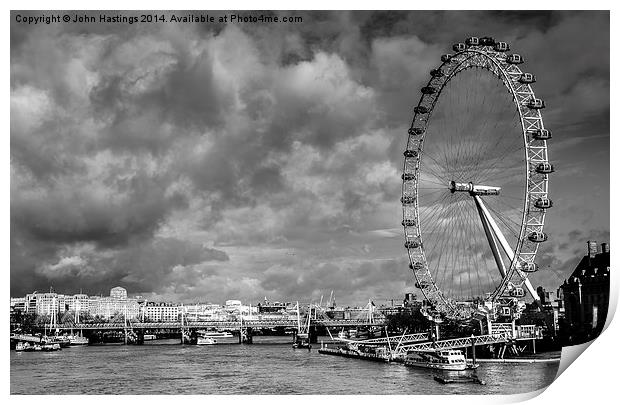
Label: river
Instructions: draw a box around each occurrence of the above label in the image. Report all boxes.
[10,336,560,395]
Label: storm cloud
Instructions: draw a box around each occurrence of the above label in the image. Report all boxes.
[10,11,609,305]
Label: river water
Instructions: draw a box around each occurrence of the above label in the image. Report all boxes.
[10,336,559,395]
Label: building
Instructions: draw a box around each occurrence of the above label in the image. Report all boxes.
[183,303,225,321]
[224,300,256,316]
[68,294,90,316]
[10,298,26,316]
[519,287,559,336]
[558,240,610,345]
[110,286,128,300]
[25,292,61,316]
[256,298,289,314]
[89,295,140,320]
[142,302,180,322]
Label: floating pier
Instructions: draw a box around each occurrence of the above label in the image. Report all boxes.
[318,347,390,363]
[434,375,486,385]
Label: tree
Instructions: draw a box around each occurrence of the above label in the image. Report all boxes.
[11,311,38,334]
[386,309,431,333]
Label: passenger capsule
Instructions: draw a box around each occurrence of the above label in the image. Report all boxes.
[430,68,444,78]
[534,198,553,209]
[452,43,467,52]
[519,73,536,84]
[403,150,418,159]
[402,219,416,227]
[527,98,545,109]
[465,36,479,46]
[528,231,548,243]
[440,54,452,63]
[404,240,421,249]
[479,36,496,46]
[408,127,425,136]
[519,262,539,273]
[506,54,524,64]
[529,129,552,140]
[493,42,510,52]
[414,106,429,114]
[401,196,416,205]
[421,86,437,95]
[409,262,424,271]
[401,173,416,181]
[535,162,554,174]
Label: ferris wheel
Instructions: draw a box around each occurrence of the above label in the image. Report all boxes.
[401,36,553,321]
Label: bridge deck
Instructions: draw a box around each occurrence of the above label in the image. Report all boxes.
[396,333,538,354]
[350,332,430,346]
[50,319,385,330]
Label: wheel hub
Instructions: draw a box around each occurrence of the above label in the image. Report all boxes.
[449,181,501,196]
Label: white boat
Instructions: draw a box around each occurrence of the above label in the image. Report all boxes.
[15,342,31,352]
[143,334,157,341]
[196,331,237,345]
[405,349,467,371]
[68,335,89,345]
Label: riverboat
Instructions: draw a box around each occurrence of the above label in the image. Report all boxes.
[68,335,89,345]
[16,341,61,352]
[196,331,237,345]
[405,349,467,371]
[292,333,311,349]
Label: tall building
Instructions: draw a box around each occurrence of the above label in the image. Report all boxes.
[110,286,128,300]
[89,294,139,320]
[25,292,61,316]
[142,302,180,322]
[559,240,610,345]
[10,297,26,315]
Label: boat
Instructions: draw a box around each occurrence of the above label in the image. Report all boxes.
[18,342,61,352]
[197,336,217,345]
[15,342,33,352]
[434,375,486,385]
[405,349,467,371]
[143,334,157,341]
[68,335,89,345]
[41,343,61,351]
[196,331,237,345]
[292,333,311,349]
[47,335,71,348]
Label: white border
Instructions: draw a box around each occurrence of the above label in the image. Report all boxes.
[3,3,616,405]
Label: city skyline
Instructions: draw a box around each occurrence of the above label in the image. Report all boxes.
[10,11,609,304]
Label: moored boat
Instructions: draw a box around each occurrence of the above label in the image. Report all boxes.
[15,342,32,352]
[405,349,467,371]
[196,331,237,345]
[68,335,89,345]
[292,333,311,349]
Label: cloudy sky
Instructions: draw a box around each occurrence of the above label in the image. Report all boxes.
[10,11,609,306]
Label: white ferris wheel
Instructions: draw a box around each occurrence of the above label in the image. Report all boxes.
[401,36,553,321]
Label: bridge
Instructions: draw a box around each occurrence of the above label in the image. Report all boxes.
[395,332,534,354]
[329,323,542,357]
[340,332,430,346]
[49,318,385,331]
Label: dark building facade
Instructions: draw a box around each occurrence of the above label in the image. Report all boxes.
[558,240,610,345]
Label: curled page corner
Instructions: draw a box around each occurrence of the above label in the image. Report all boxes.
[556,340,593,378]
